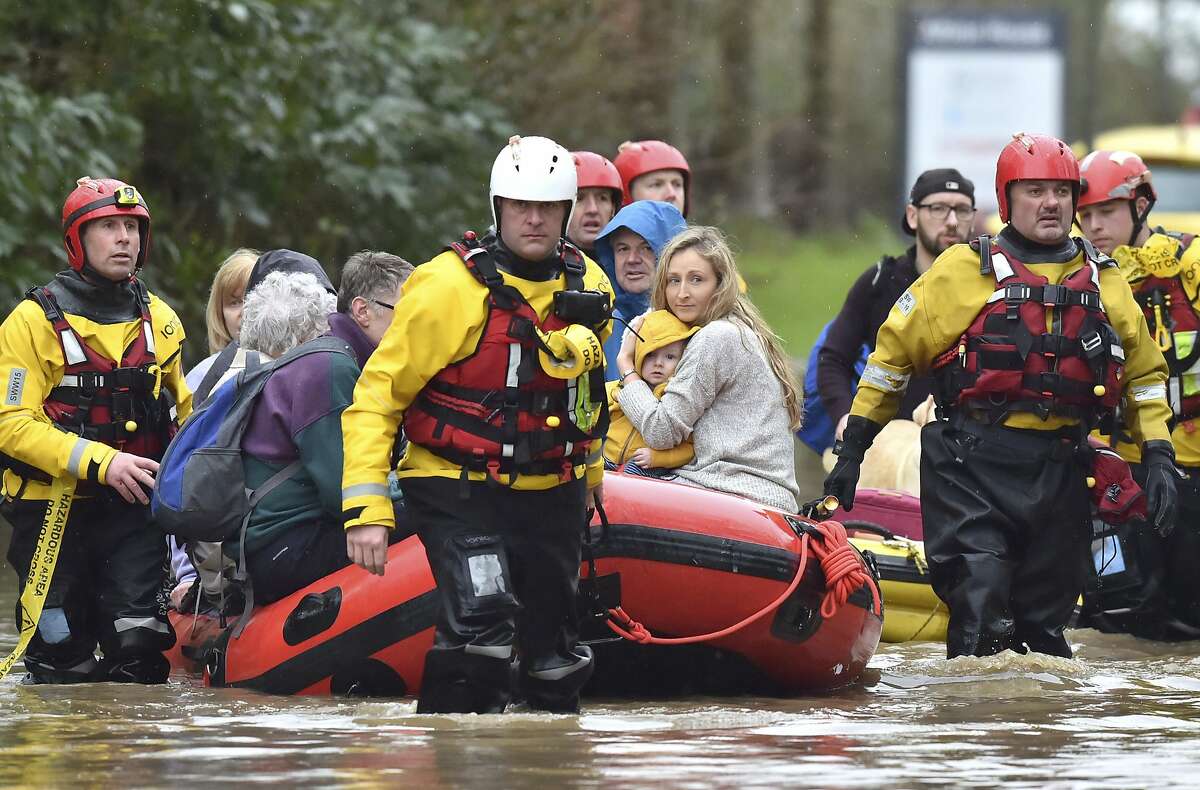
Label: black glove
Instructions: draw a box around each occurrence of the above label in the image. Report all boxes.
[822,416,882,512]
[1142,440,1182,537]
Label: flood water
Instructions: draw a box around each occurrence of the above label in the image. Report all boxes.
[3,528,1200,787]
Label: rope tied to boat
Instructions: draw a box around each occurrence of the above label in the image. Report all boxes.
[812,519,878,619]
[604,518,881,646]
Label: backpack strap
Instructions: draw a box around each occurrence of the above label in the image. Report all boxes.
[230,458,304,640]
[194,342,242,405]
[869,256,887,288]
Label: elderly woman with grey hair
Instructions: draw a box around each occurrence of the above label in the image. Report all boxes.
[221,270,373,603]
[239,271,337,358]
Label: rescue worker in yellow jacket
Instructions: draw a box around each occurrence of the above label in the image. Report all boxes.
[341,135,613,713]
[0,177,191,683]
[604,309,697,472]
[1077,150,1200,640]
[824,134,1177,659]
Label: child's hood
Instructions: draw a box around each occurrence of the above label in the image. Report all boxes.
[635,309,700,372]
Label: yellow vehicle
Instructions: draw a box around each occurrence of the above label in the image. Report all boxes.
[1085,123,1200,235]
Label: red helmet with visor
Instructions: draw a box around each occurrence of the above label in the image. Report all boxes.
[61,177,151,272]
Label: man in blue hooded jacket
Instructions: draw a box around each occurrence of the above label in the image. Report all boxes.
[593,200,687,378]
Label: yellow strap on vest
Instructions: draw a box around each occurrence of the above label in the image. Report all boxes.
[0,475,76,680]
[1153,304,1172,352]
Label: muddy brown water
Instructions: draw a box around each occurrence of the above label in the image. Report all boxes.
[4,523,1200,788]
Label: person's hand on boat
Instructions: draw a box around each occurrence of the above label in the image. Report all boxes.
[822,416,882,512]
[104,452,159,504]
[631,448,653,468]
[347,524,390,576]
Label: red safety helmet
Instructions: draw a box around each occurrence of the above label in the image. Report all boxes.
[62,177,151,272]
[994,133,1080,222]
[1077,150,1156,209]
[572,151,623,207]
[614,140,691,215]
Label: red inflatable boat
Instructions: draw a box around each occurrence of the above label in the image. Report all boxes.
[166,473,883,697]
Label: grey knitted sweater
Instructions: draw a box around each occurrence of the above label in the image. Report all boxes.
[617,317,801,512]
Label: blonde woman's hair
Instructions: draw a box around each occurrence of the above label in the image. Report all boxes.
[205,248,258,354]
[651,226,802,428]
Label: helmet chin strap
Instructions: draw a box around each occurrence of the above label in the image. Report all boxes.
[1128,195,1156,247]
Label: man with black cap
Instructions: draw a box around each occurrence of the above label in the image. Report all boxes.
[817,169,976,440]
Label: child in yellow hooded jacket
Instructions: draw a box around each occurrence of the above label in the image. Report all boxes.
[605,310,698,471]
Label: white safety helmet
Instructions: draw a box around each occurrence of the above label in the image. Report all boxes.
[489,135,577,236]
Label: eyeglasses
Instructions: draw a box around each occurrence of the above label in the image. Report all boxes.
[371,299,395,311]
[917,203,977,222]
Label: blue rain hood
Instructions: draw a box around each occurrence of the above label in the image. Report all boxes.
[593,201,687,320]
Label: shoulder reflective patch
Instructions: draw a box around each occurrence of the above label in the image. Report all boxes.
[991,253,1015,282]
[895,290,916,317]
[860,362,911,393]
[1132,384,1167,402]
[6,368,25,405]
[59,331,87,365]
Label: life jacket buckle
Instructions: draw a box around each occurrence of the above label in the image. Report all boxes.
[1005,283,1030,320]
[1041,284,1068,306]
[1033,371,1061,399]
[111,367,139,390]
[1080,331,1104,358]
[76,372,101,394]
[1005,283,1032,303]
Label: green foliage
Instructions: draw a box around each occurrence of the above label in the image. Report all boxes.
[0,0,505,364]
[0,76,140,305]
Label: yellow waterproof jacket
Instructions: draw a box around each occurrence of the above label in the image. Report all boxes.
[342,247,614,531]
[0,278,192,500]
[850,238,1172,445]
[1103,230,1200,465]
[604,380,694,468]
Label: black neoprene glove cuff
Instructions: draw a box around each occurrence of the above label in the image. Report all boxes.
[834,416,883,461]
[824,417,883,512]
[1142,440,1176,469]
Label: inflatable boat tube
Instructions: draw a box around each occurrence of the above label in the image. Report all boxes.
[167,473,883,696]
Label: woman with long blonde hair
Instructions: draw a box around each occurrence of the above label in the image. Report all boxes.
[183,248,257,393]
[614,226,802,511]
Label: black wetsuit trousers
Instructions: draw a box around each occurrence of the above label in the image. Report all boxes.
[920,419,1091,659]
[404,476,594,714]
[3,493,175,683]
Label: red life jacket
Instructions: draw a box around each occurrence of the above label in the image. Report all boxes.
[933,235,1125,422]
[29,281,177,461]
[1131,232,1200,420]
[403,233,609,480]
